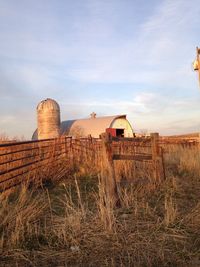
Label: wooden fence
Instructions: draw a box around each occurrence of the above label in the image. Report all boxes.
[0,133,165,193]
[100,133,165,206]
[0,137,72,192]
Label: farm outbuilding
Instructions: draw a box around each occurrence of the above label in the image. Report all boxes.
[60,113,134,138]
[32,99,134,140]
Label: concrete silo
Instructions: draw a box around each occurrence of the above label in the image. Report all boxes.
[37,98,61,140]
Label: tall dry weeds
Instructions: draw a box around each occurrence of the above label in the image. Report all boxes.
[0,185,48,250]
[0,144,200,266]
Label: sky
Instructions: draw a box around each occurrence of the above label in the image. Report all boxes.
[0,0,200,139]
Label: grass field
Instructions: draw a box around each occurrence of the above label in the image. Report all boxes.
[0,143,200,266]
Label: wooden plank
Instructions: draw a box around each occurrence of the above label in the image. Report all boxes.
[112,154,152,161]
[0,137,71,149]
[112,137,151,142]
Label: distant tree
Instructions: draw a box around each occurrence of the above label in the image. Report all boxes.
[0,133,9,141]
[140,129,149,137]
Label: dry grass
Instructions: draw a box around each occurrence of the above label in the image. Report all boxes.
[0,133,10,142]
[0,133,25,143]
[0,144,200,266]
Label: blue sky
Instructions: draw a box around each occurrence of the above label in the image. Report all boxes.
[0,0,200,138]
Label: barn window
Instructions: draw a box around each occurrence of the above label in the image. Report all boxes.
[116,129,124,137]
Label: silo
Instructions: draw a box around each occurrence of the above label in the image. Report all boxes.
[37,98,61,140]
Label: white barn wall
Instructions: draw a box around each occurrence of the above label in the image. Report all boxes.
[111,118,134,137]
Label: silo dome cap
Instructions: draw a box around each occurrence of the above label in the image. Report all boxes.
[37,98,60,111]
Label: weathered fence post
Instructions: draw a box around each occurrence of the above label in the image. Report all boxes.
[101,132,121,207]
[150,132,162,181]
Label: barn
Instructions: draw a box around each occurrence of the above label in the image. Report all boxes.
[61,112,134,138]
[32,99,134,140]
